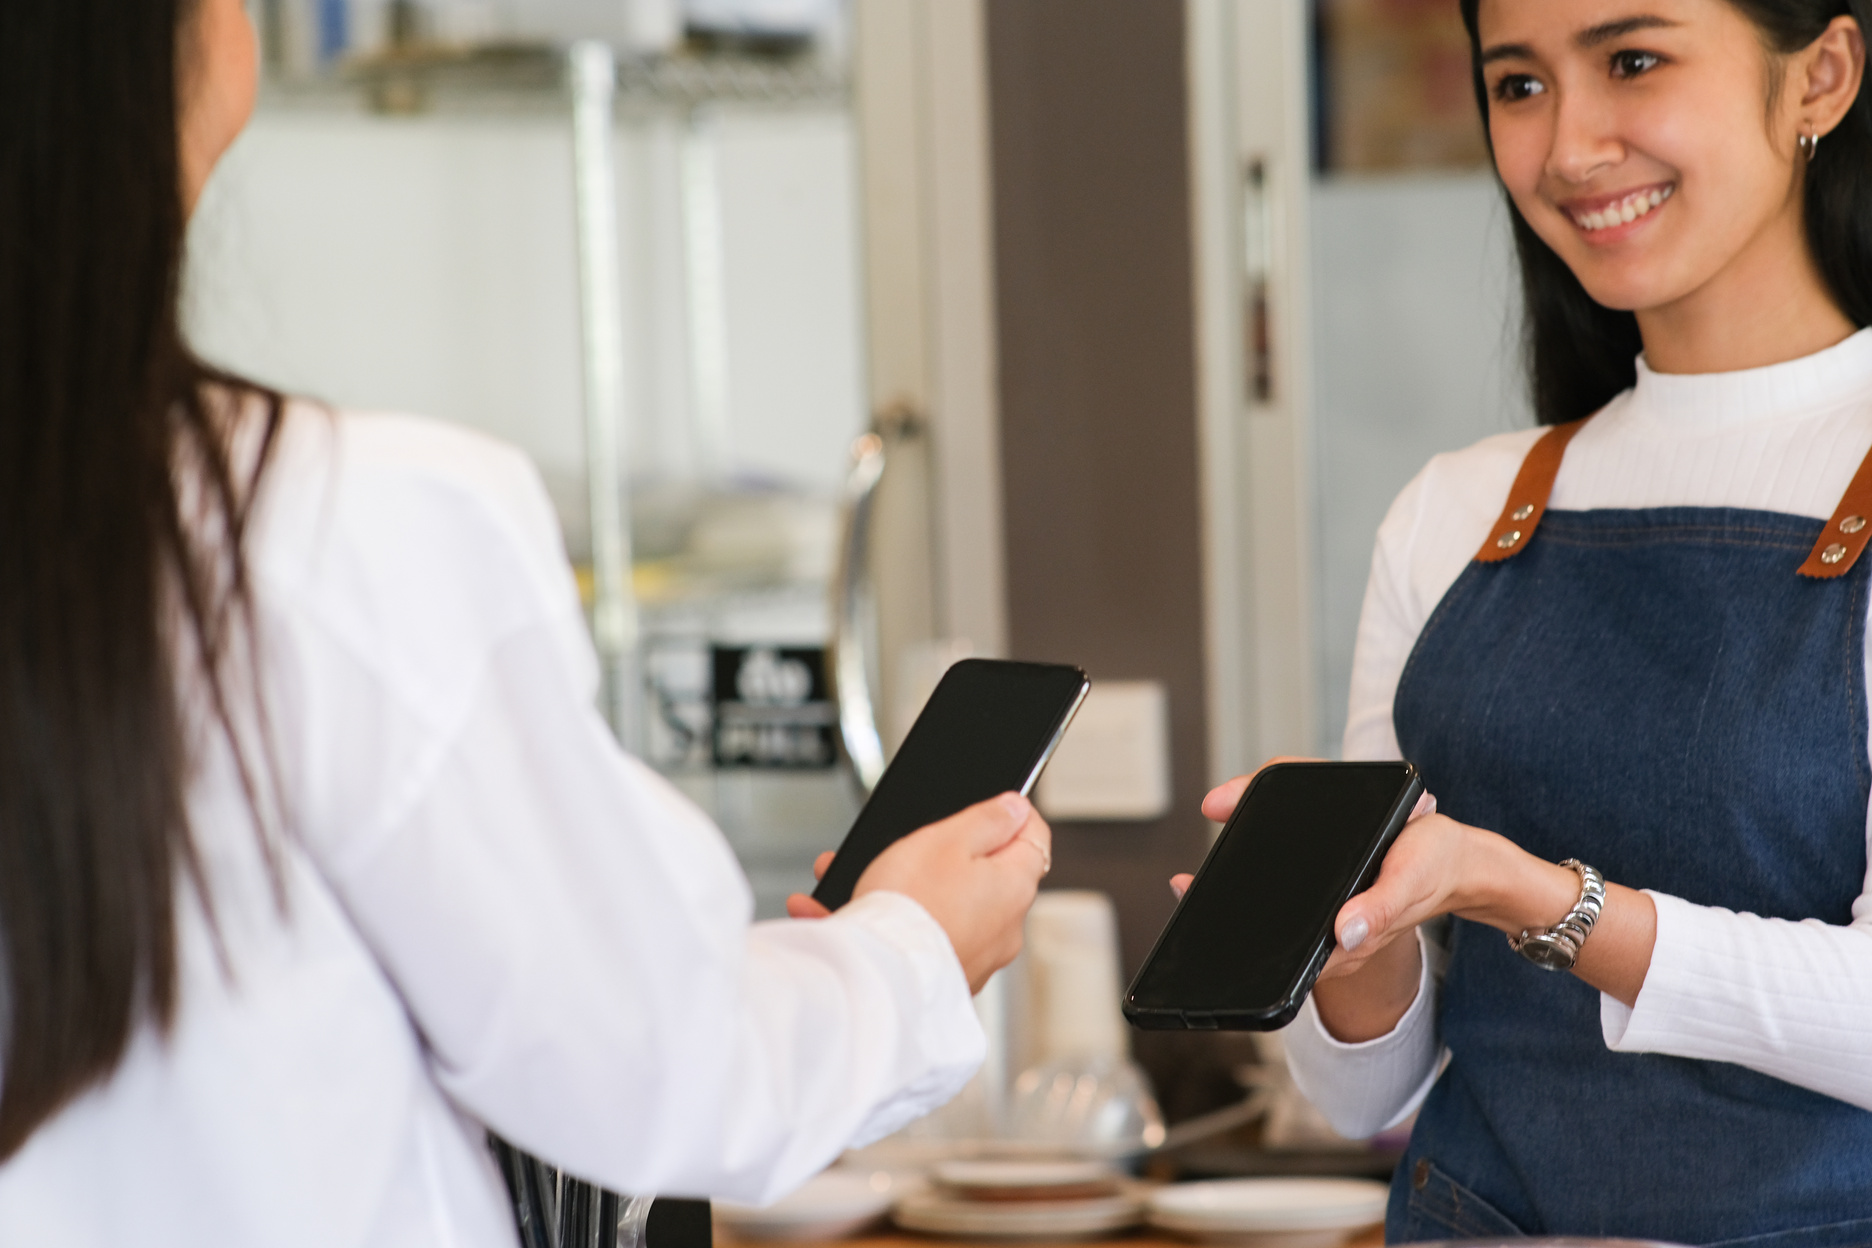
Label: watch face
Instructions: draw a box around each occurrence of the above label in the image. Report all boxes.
[1519,935,1575,972]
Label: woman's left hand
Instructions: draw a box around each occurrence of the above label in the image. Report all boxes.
[1176,763,1475,977]
[1174,765,1660,1037]
[1320,807,1658,1008]
[1312,809,1506,978]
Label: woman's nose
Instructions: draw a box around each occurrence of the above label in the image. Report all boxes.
[1546,87,1625,186]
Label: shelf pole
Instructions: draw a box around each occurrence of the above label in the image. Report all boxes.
[568,40,643,751]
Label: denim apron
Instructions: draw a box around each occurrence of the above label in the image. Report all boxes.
[1386,420,1872,1244]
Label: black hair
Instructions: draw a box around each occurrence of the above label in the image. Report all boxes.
[0,0,280,1156]
[1458,0,1872,425]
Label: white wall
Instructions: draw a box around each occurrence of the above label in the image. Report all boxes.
[1308,172,1531,753]
[184,100,869,552]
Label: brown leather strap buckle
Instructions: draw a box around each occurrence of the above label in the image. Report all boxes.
[1800,447,1872,578]
[1473,418,1591,564]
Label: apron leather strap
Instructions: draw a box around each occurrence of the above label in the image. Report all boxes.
[1476,415,1872,577]
[1473,417,1591,564]
[1799,446,1872,578]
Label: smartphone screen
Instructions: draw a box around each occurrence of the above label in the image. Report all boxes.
[811,659,1089,910]
[1125,761,1421,1029]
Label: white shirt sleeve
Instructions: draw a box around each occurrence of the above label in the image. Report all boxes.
[1281,927,1443,1139]
[1600,887,1872,1112]
[263,414,983,1206]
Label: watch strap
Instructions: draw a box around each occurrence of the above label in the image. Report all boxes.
[1509,859,1605,972]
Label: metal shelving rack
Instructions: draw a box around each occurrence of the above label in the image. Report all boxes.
[258,38,850,753]
[260,41,847,115]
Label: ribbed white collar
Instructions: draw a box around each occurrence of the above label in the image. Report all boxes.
[1627,328,1872,431]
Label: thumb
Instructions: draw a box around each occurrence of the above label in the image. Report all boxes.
[1336,888,1399,953]
[1202,777,1251,822]
[953,792,1034,856]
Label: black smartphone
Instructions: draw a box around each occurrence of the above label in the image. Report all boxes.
[811,659,1090,910]
[1123,760,1424,1031]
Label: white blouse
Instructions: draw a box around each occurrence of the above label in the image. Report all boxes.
[1285,329,1872,1138]
[0,409,984,1248]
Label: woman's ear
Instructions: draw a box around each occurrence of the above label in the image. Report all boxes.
[1800,14,1867,142]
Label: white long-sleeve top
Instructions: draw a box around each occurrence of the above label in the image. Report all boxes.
[1286,328,1872,1137]
[0,408,984,1248]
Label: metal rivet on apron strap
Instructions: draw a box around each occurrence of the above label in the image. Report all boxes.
[1473,418,1592,565]
[1802,450,1872,578]
[1413,1158,1431,1190]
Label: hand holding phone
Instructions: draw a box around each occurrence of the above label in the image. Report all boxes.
[792,658,1084,992]
[810,659,1088,910]
[794,792,1052,992]
[1125,761,1424,1031]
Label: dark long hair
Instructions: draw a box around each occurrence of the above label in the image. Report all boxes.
[1459,0,1872,425]
[0,0,280,1157]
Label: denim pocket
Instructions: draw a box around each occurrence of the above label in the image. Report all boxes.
[1395,1157,1525,1241]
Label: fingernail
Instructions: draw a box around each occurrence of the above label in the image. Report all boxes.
[1340,916,1370,951]
[998,792,1031,822]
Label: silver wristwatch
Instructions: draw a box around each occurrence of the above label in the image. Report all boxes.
[1508,858,1605,971]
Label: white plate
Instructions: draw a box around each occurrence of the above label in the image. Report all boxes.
[1147,1178,1389,1235]
[933,1159,1122,1192]
[893,1188,1145,1240]
[715,1169,897,1241]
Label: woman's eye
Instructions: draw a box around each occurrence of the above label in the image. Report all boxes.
[1491,74,1545,103]
[1610,49,1662,78]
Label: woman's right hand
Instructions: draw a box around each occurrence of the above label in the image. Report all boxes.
[786,793,1052,994]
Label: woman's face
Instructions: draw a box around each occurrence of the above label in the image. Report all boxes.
[1476,0,1856,318]
[179,0,258,214]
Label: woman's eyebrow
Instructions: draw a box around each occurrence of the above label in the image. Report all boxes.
[1480,15,1681,65]
[1576,15,1681,47]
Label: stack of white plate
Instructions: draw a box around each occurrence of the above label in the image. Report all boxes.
[891,1160,1145,1240]
[714,1168,899,1241]
[1146,1178,1389,1248]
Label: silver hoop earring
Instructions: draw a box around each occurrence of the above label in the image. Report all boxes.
[1800,130,1821,162]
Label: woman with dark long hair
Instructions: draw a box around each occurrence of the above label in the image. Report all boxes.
[0,2,1053,1243]
[1196,0,1872,1240]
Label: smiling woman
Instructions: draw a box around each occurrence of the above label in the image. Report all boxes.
[1474,0,1872,419]
[1185,0,1872,1243]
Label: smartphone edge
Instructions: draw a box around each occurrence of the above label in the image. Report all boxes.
[1018,669,1091,797]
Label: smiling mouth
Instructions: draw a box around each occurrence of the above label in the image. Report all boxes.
[1566,184,1674,232]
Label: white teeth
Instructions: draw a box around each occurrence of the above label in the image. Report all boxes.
[1573,186,1672,231]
